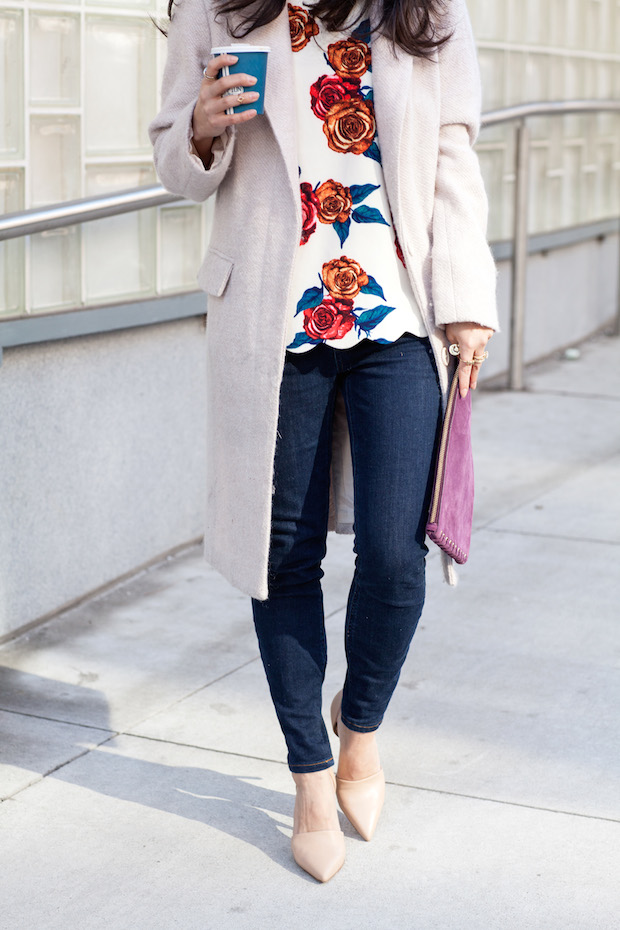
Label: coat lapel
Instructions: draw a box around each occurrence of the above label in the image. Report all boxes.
[372,34,440,316]
[250,7,300,218]
[372,36,412,167]
[371,34,413,226]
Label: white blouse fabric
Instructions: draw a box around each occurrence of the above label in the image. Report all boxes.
[285,2,426,353]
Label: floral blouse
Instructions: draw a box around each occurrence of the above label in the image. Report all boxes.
[285,3,425,353]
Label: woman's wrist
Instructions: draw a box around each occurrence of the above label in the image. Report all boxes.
[190,129,215,169]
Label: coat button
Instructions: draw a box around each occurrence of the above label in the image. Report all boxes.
[441,346,450,366]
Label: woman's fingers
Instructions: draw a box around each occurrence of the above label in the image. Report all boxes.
[193,56,259,139]
[445,322,494,398]
[458,351,484,397]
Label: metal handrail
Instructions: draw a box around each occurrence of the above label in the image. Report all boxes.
[1,99,619,387]
[482,98,620,126]
[481,99,620,387]
[0,185,180,241]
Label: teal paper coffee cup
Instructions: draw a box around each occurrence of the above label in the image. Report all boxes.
[210,44,270,116]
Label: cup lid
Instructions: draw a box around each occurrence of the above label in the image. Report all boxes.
[211,45,271,53]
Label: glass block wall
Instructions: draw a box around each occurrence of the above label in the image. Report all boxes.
[1,0,619,316]
[0,0,208,317]
[471,0,620,240]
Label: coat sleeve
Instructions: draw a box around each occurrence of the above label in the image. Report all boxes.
[430,0,499,331]
[148,0,235,203]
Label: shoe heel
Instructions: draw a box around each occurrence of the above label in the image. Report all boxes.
[330,690,343,736]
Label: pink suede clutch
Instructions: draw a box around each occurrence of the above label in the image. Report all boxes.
[426,369,474,564]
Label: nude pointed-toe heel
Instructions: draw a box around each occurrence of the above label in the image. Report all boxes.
[334,769,385,842]
[291,829,346,882]
[291,770,345,883]
[330,690,385,841]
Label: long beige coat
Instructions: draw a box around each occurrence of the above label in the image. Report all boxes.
[149,0,499,600]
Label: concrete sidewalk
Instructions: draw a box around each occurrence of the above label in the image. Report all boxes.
[1,333,619,929]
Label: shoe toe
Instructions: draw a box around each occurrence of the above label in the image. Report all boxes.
[336,770,385,841]
[291,830,346,882]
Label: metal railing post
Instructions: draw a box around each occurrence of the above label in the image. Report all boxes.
[615,218,620,337]
[509,120,530,391]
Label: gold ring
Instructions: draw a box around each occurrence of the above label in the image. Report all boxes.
[460,359,475,367]
[202,68,216,81]
[473,351,489,363]
[448,343,460,357]
[237,93,244,104]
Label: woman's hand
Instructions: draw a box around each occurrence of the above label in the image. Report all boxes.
[445,322,494,398]
[191,55,260,165]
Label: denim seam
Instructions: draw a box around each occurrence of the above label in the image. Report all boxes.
[290,756,334,769]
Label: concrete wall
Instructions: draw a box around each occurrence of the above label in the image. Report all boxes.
[485,232,618,382]
[0,233,617,640]
[0,317,207,640]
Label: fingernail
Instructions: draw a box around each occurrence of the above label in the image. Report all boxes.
[249,76,257,84]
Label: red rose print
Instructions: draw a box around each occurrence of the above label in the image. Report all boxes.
[394,230,406,268]
[303,296,356,340]
[310,73,361,120]
[300,182,320,245]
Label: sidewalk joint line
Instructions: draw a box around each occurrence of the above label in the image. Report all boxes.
[526,388,620,402]
[1,732,118,803]
[67,729,620,828]
[387,779,620,824]
[484,527,620,546]
[0,706,116,734]
[474,448,620,534]
[325,604,347,620]
[113,730,289,769]
[118,654,261,734]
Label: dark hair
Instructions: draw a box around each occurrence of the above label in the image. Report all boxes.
[165,0,451,58]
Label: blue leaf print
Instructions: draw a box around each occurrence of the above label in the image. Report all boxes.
[363,140,382,164]
[287,331,323,350]
[361,86,373,101]
[349,183,379,204]
[333,217,351,247]
[351,19,371,43]
[355,305,395,333]
[296,284,324,315]
[352,204,389,226]
[373,338,392,344]
[360,275,385,299]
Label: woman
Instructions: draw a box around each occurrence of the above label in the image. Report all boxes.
[150,0,498,882]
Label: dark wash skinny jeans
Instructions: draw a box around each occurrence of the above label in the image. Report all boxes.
[251,333,442,773]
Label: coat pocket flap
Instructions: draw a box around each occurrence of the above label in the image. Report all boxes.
[197,248,234,297]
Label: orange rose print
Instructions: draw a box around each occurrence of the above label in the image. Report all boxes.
[322,256,369,300]
[323,98,376,155]
[315,180,353,225]
[288,3,319,52]
[327,39,371,78]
